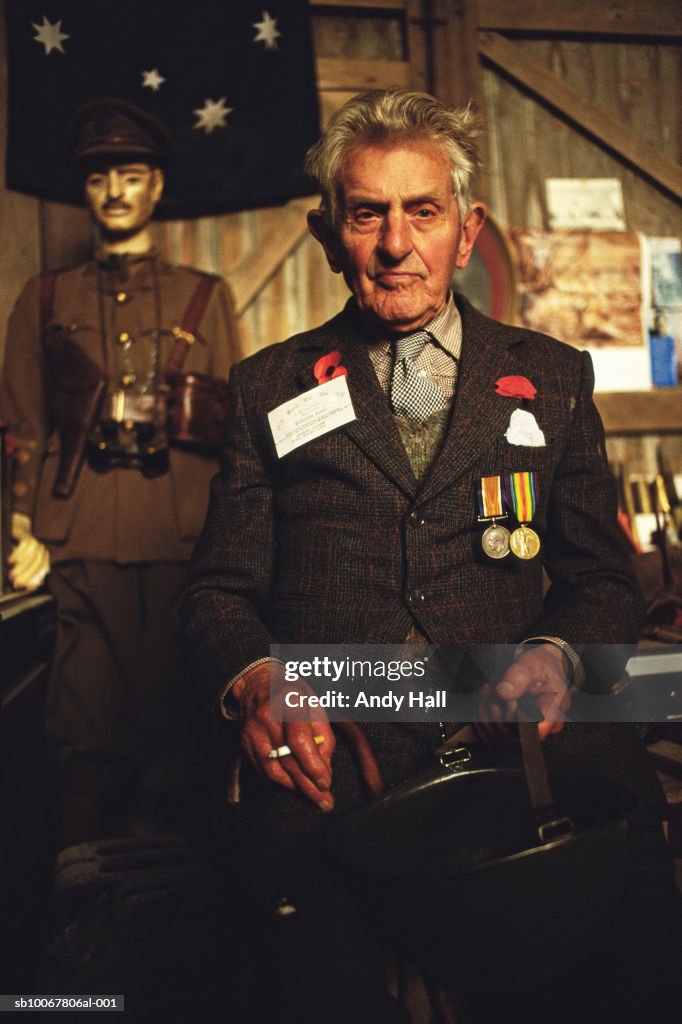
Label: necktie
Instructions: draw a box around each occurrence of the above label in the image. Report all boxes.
[390,330,448,421]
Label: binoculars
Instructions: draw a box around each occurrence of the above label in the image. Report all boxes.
[87,418,169,477]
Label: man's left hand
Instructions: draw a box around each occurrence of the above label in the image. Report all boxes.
[478,644,571,740]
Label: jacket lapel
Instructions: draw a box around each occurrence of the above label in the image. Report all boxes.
[288,298,529,503]
[417,299,524,505]
[293,306,418,498]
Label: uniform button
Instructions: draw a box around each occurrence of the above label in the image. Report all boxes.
[409,510,425,528]
[117,331,131,345]
[115,291,128,304]
[121,373,136,387]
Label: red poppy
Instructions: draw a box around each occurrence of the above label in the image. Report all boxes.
[495,375,537,400]
[314,351,347,384]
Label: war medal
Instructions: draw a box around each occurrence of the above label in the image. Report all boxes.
[510,524,541,559]
[476,476,510,559]
[505,472,541,560]
[483,523,512,559]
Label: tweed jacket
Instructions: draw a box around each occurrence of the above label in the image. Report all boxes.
[0,255,242,563]
[180,295,643,706]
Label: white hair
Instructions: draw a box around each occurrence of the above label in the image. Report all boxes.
[305,88,483,223]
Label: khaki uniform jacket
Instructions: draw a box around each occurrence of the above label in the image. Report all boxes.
[1,254,242,563]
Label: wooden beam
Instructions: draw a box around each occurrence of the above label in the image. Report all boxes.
[228,198,314,317]
[478,32,682,201]
[430,0,485,109]
[405,0,430,94]
[477,0,682,39]
[316,57,410,91]
[595,388,682,434]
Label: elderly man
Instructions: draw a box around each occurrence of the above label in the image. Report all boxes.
[1,99,242,848]
[179,91,669,1021]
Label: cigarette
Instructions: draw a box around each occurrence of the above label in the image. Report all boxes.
[267,734,325,759]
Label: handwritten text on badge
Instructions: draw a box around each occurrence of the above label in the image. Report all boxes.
[268,375,356,458]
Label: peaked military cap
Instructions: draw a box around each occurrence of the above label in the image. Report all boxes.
[67,98,173,168]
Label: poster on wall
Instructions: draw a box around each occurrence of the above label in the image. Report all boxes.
[506,229,649,391]
[649,237,682,309]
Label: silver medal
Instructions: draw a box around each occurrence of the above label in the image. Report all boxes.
[482,523,511,559]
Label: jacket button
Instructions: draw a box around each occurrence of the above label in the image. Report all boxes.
[115,291,128,304]
[408,590,426,606]
[409,510,425,528]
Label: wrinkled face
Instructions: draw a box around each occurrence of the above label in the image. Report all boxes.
[309,141,485,334]
[84,163,163,239]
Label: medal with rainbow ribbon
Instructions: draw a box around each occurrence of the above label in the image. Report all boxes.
[476,475,511,559]
[504,471,541,560]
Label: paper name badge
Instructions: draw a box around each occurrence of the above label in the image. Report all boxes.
[268,375,356,458]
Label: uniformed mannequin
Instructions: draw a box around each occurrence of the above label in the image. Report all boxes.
[0,99,243,849]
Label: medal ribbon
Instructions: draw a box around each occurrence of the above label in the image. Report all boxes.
[476,475,504,519]
[505,471,537,523]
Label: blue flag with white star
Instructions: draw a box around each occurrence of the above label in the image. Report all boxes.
[5,1,320,216]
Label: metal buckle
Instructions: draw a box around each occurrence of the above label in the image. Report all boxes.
[437,745,472,772]
[538,816,575,843]
[171,326,196,346]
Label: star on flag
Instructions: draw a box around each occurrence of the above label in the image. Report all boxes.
[193,97,233,134]
[8,1,320,217]
[32,15,70,55]
[141,68,166,91]
[253,10,281,50]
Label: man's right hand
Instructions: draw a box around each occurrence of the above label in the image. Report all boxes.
[231,661,384,810]
[232,661,337,810]
[8,512,50,591]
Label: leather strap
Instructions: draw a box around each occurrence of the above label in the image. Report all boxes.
[165,275,218,379]
[518,719,575,842]
[436,709,576,844]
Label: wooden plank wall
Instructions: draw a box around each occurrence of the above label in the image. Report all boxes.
[481,36,681,234]
[1,0,681,480]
